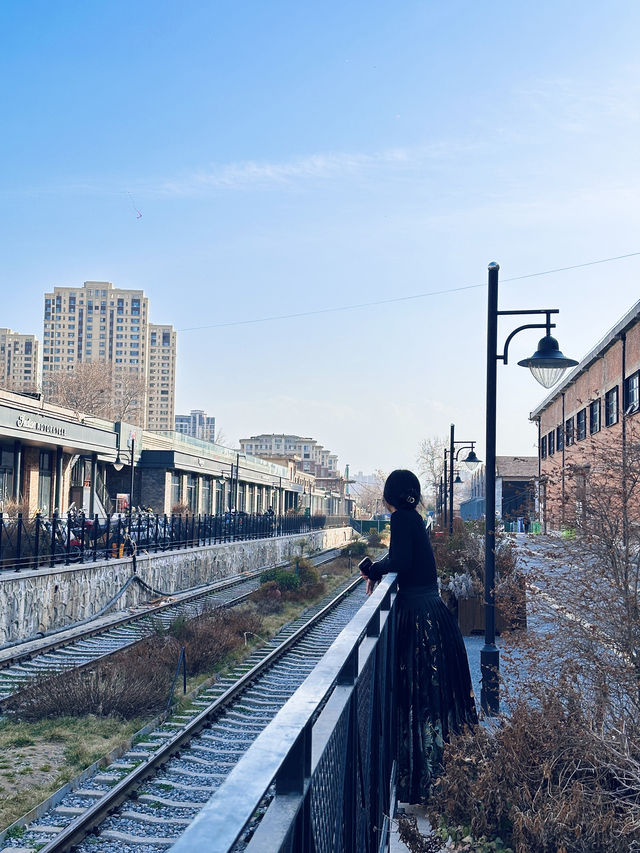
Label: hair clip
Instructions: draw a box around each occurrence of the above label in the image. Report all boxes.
[406,495,415,504]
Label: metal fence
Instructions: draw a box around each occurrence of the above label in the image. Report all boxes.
[170,574,398,853]
[350,518,390,535]
[0,511,349,572]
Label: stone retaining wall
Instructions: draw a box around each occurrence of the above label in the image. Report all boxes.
[0,526,356,645]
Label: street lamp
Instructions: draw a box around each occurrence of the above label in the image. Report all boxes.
[482,261,577,715]
[445,424,482,536]
[113,432,136,526]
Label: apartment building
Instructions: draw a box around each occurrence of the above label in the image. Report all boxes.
[175,409,216,442]
[42,281,176,429]
[238,434,340,478]
[0,329,39,394]
[530,298,640,530]
[147,324,177,431]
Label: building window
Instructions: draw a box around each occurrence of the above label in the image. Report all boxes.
[556,424,564,452]
[605,386,619,427]
[624,371,640,415]
[540,435,547,459]
[548,431,555,456]
[589,399,601,434]
[577,408,587,440]
[170,473,181,509]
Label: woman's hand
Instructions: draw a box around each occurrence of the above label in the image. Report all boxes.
[366,578,375,596]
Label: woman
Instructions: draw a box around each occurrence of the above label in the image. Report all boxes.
[359,469,477,803]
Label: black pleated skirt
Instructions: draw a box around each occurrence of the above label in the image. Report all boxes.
[395,585,478,803]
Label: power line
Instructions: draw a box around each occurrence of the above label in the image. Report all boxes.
[177,250,640,333]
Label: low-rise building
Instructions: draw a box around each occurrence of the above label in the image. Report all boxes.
[530,298,640,531]
[460,455,537,523]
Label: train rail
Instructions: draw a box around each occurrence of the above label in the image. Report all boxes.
[0,548,343,706]
[1,573,367,853]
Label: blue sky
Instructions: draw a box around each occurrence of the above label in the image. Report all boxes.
[2,1,640,473]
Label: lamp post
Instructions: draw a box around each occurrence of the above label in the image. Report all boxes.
[481,261,577,715]
[445,424,481,536]
[113,432,136,529]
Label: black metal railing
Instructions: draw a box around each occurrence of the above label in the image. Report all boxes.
[169,574,399,853]
[0,511,340,573]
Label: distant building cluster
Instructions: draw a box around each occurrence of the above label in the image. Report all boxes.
[175,409,216,443]
[239,434,339,478]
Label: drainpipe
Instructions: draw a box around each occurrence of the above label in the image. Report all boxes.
[54,447,63,512]
[12,441,22,502]
[621,332,628,549]
[561,392,566,529]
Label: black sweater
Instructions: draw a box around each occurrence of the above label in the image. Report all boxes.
[364,509,437,589]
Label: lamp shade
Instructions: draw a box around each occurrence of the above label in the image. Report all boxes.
[517,335,578,389]
[463,450,481,470]
[454,473,462,484]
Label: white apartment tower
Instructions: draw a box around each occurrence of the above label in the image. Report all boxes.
[0,329,39,394]
[42,281,176,429]
[175,410,216,442]
[147,325,177,431]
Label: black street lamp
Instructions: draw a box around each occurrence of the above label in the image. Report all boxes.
[113,432,136,527]
[482,262,577,715]
[445,423,481,536]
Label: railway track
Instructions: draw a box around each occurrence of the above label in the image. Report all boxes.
[0,548,343,706]
[2,573,367,853]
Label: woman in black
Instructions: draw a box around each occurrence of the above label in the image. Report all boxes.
[359,469,477,803]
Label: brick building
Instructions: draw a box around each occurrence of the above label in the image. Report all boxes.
[530,298,640,530]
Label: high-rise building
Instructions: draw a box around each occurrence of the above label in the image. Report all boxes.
[147,325,177,431]
[175,409,216,442]
[42,281,176,428]
[0,329,40,394]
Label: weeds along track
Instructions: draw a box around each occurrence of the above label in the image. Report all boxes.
[3,574,367,853]
[0,548,343,705]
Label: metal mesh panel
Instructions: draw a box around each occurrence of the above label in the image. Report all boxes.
[310,702,350,853]
[356,654,375,849]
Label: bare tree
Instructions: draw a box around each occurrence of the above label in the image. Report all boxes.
[352,469,387,517]
[45,362,113,417]
[111,367,147,425]
[44,362,146,426]
[417,435,445,506]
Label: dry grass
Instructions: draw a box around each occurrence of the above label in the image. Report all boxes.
[0,715,144,832]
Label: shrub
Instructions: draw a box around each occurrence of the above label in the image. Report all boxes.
[259,567,300,592]
[342,540,367,557]
[4,636,179,720]
[428,687,640,853]
[295,559,325,599]
[367,531,382,547]
[171,607,263,674]
[250,580,283,613]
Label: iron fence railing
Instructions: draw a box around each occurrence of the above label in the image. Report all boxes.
[169,574,398,853]
[0,511,343,572]
[350,517,390,535]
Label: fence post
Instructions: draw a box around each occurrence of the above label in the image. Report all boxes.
[80,513,86,562]
[33,512,41,570]
[50,511,57,567]
[16,512,23,570]
[65,511,71,566]
[104,512,111,561]
[0,512,3,571]
[93,513,99,562]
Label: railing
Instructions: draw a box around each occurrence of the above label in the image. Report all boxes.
[0,512,330,572]
[170,574,398,853]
